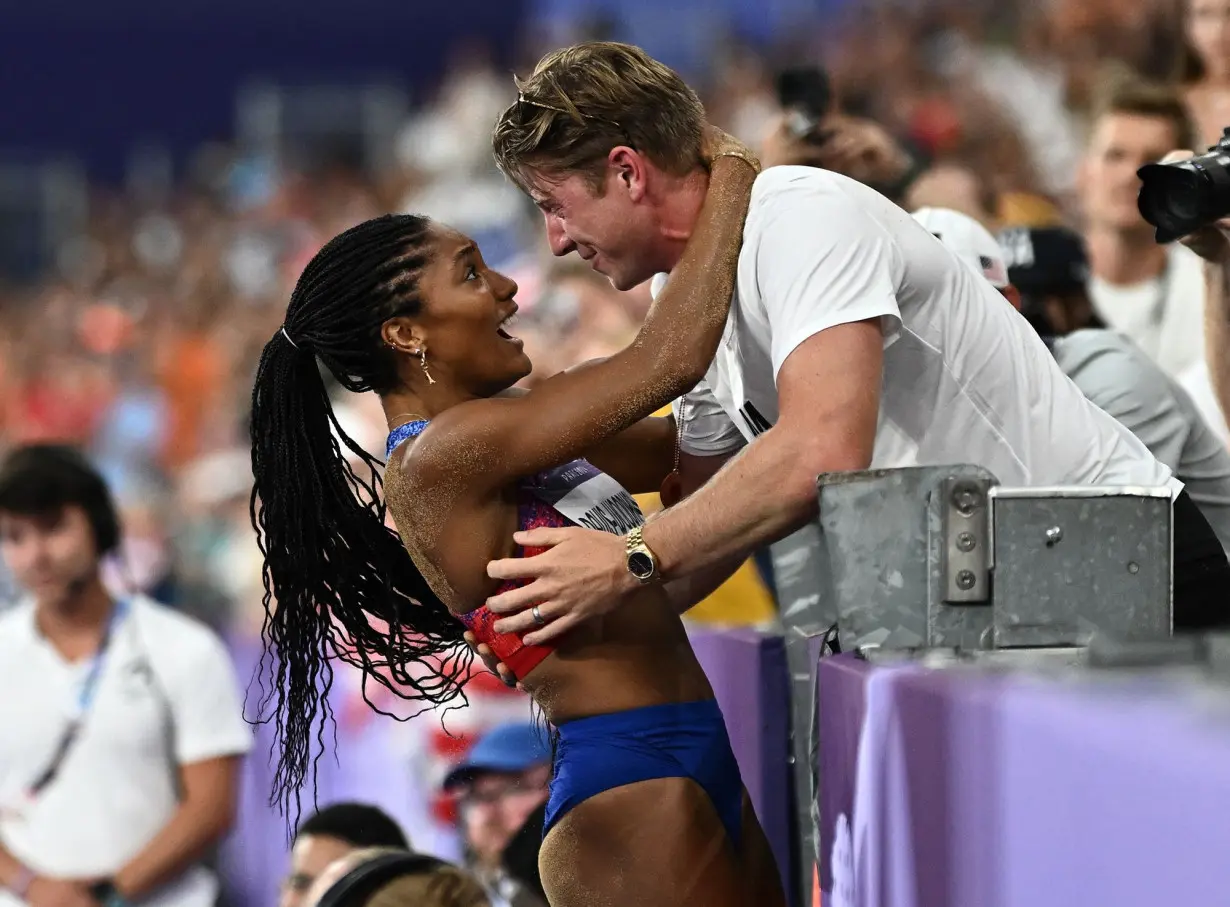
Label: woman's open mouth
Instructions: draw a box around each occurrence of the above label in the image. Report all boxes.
[497,311,522,345]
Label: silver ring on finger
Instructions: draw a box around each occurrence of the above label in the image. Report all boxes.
[531,606,546,626]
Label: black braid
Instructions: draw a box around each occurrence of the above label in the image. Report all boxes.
[248,214,473,827]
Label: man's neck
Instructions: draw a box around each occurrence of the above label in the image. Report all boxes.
[1085,227,1168,287]
[655,169,711,273]
[35,575,115,649]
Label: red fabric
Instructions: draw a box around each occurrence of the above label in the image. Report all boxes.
[457,492,562,680]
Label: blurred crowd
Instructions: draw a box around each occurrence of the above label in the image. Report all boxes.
[5,1,1230,904]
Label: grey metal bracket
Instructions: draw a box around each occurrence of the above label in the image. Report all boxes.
[939,476,992,604]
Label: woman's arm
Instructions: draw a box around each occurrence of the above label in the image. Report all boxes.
[412,132,757,491]
[492,385,676,494]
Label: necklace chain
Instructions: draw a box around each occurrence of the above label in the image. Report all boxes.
[388,413,429,427]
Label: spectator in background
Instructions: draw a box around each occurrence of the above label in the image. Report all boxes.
[1000,226,1230,555]
[759,101,1011,230]
[1000,225,1230,617]
[281,803,410,907]
[303,848,489,907]
[1077,76,1207,381]
[1178,0,1230,147]
[759,113,934,212]
[1076,75,1230,442]
[0,445,250,907]
[441,725,550,907]
[925,209,1230,610]
[911,207,1016,301]
[497,804,546,907]
[945,210,1230,561]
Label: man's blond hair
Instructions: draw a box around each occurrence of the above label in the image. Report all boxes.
[491,42,706,194]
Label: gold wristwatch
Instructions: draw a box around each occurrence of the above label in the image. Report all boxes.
[625,526,661,584]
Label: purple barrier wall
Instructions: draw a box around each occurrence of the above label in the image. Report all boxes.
[218,637,433,907]
[815,653,871,900]
[220,628,797,907]
[815,654,1230,907]
[689,628,797,905]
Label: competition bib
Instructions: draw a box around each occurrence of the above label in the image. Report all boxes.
[523,459,644,535]
[385,422,643,535]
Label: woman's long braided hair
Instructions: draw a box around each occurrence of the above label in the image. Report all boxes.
[248,214,472,824]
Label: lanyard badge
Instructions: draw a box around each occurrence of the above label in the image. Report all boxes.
[23,599,130,800]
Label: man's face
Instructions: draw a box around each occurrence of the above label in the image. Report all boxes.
[458,765,550,870]
[1080,112,1181,233]
[279,834,359,907]
[528,166,664,292]
[0,505,98,607]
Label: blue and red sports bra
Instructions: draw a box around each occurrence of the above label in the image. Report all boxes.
[386,420,643,680]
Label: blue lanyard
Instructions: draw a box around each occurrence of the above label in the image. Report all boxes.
[28,598,130,795]
[72,598,129,717]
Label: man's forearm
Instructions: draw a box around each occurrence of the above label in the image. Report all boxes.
[1205,259,1230,426]
[663,553,748,614]
[644,426,833,581]
[114,802,231,900]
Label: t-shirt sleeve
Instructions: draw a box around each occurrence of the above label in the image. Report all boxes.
[673,381,746,457]
[1059,334,1190,471]
[163,620,253,765]
[753,185,903,380]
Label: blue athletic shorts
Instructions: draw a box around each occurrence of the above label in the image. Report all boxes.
[543,698,744,848]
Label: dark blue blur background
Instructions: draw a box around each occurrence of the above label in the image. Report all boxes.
[1,0,831,182]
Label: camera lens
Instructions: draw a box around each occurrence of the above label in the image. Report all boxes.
[1138,165,1209,242]
[1138,135,1230,243]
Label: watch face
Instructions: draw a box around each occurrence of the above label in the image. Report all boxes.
[628,551,655,579]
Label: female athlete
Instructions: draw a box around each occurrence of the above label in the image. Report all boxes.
[249,128,785,907]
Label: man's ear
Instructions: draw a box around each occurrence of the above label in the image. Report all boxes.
[608,146,649,203]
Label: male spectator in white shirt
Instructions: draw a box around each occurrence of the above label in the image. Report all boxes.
[1076,75,1230,443]
[0,445,251,907]
[479,42,1228,638]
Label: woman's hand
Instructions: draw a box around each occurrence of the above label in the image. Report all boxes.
[463,631,523,691]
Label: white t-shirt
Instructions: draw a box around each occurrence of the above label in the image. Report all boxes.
[1087,243,1206,381]
[0,596,252,907]
[661,168,1175,493]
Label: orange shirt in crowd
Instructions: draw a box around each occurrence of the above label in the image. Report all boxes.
[158,332,225,468]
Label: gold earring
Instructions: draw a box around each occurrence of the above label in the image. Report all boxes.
[419,348,436,385]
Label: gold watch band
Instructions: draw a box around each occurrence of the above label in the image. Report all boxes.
[625,525,660,583]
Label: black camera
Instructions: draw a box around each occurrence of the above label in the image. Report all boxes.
[775,66,833,140]
[1137,127,1230,243]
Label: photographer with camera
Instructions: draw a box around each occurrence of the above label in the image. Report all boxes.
[760,66,1039,232]
[1140,141,1230,455]
[1074,75,1230,447]
[1077,78,1222,398]
[759,67,951,218]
